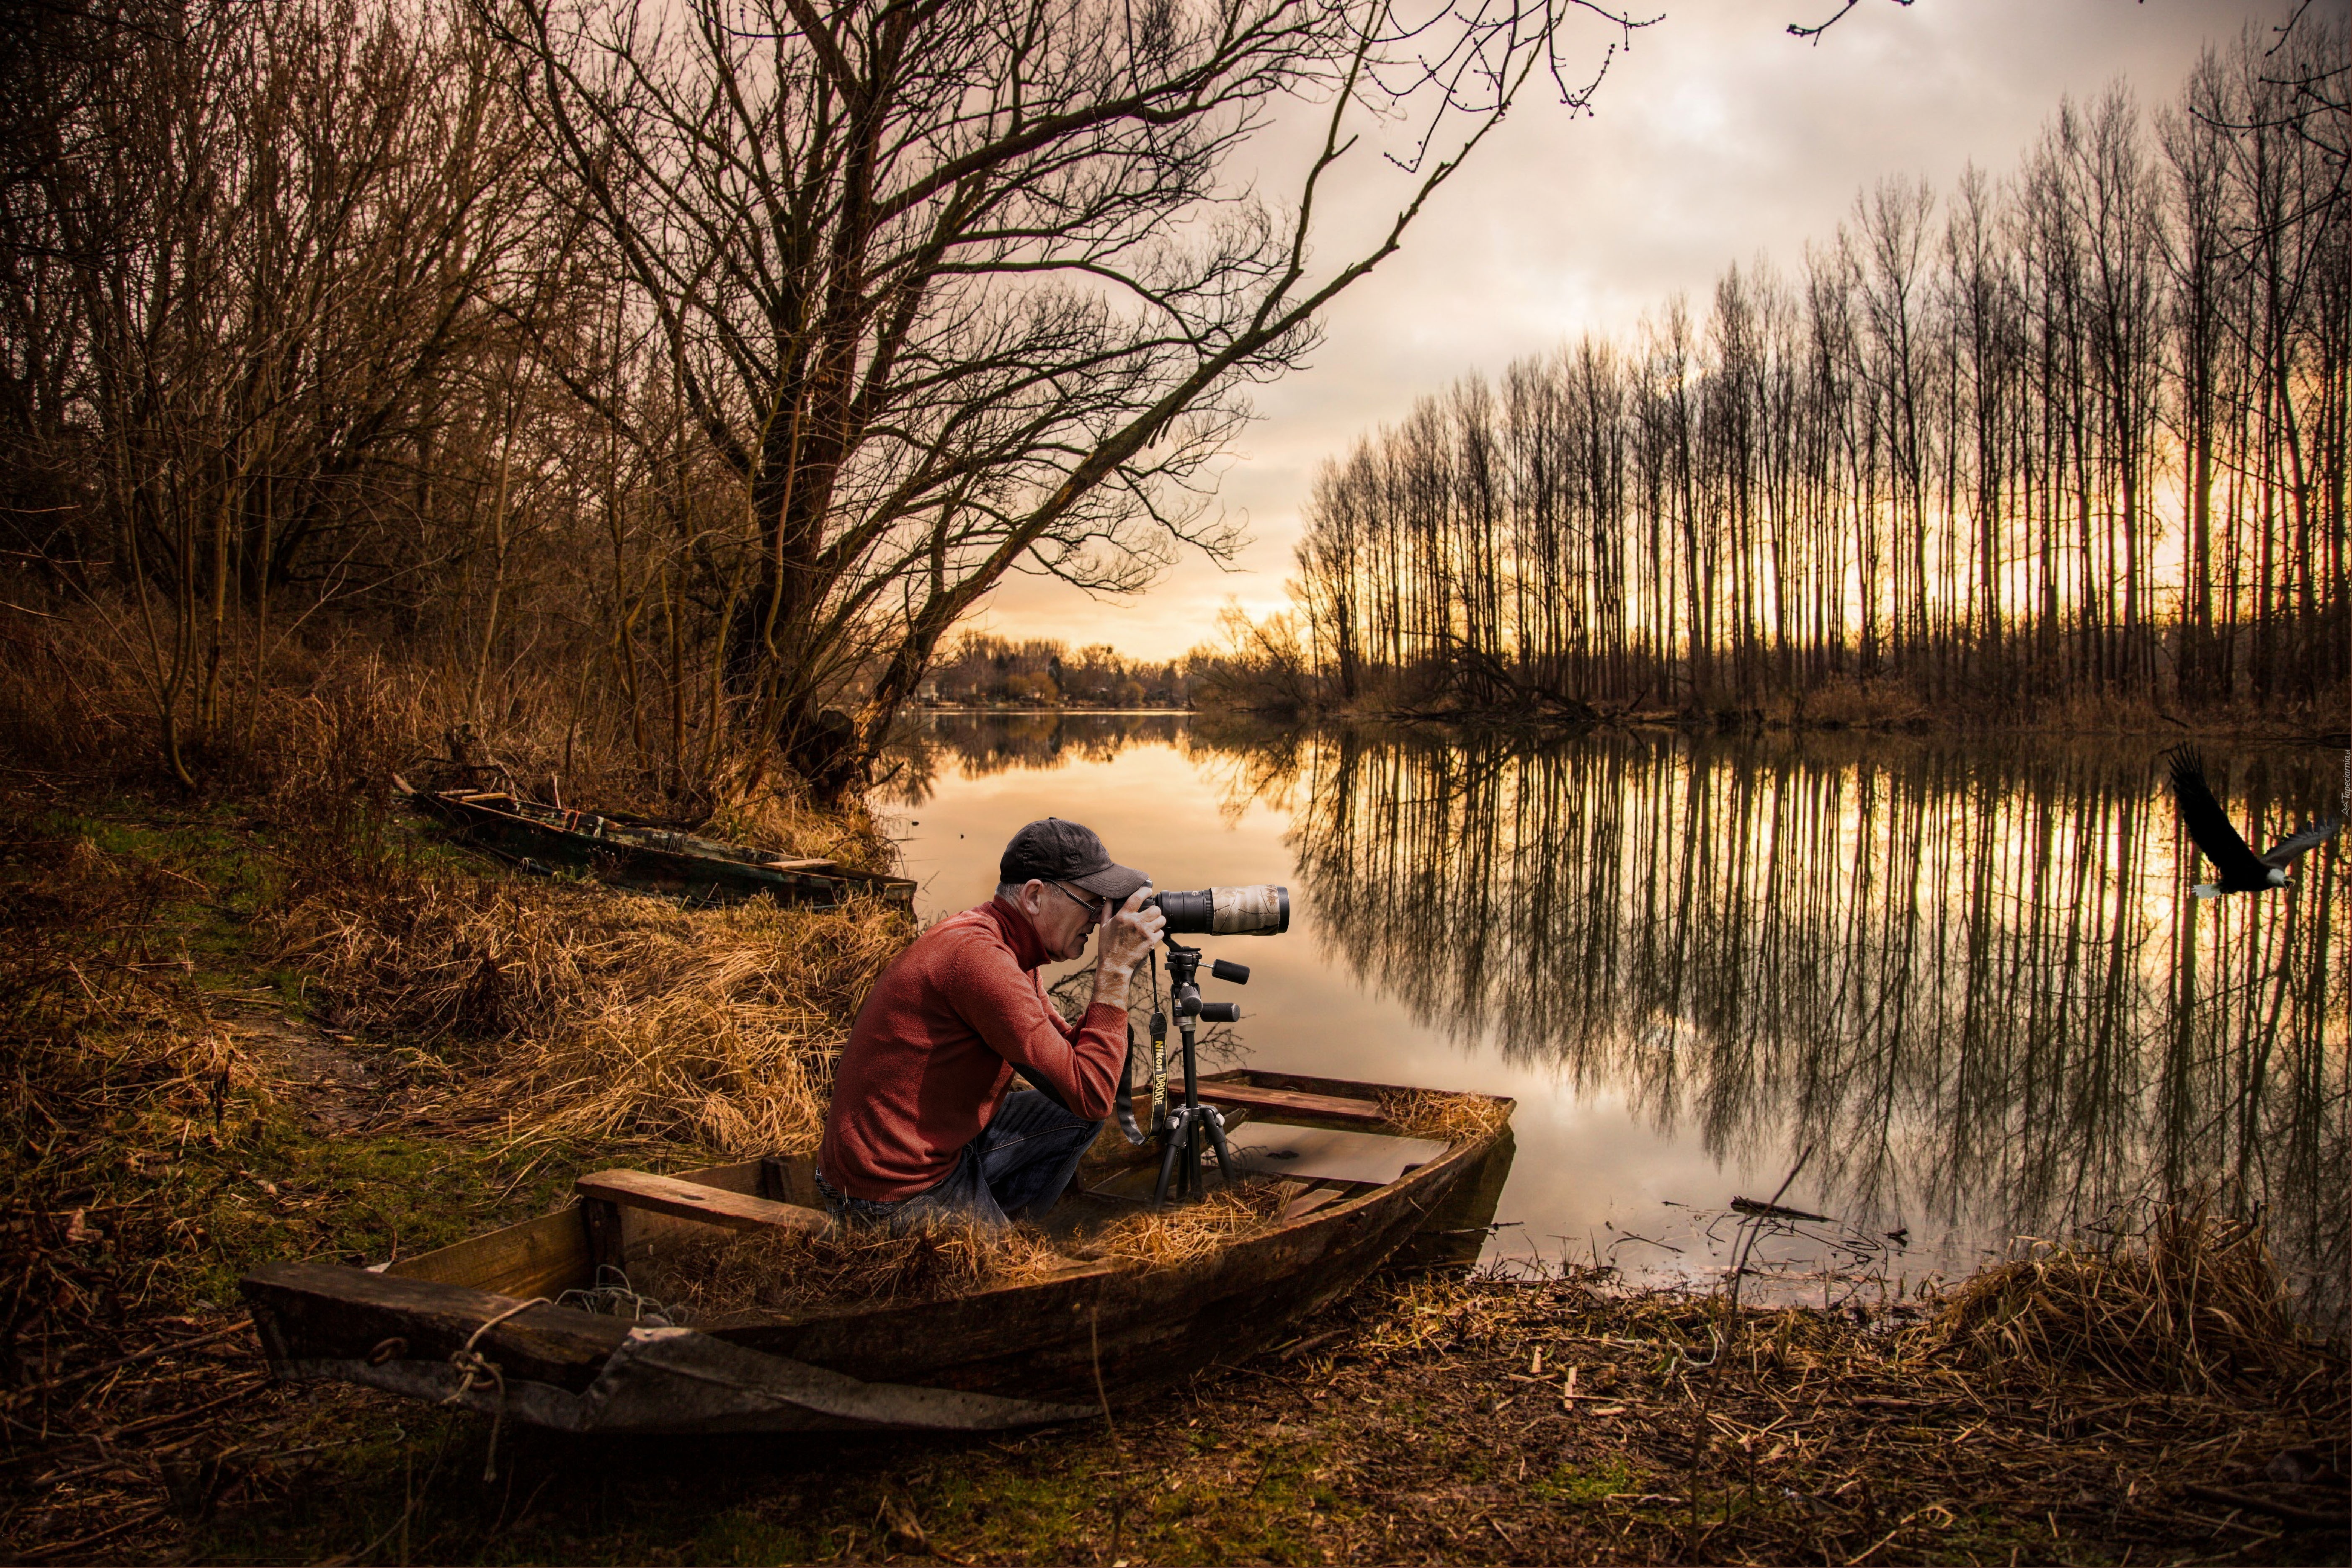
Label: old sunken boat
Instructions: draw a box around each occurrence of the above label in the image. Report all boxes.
[240,1070,1514,1435]
[392,776,915,910]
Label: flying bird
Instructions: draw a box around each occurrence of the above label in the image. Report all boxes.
[2165,746,2342,899]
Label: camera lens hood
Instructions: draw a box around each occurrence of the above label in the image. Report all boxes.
[1143,885,1290,936]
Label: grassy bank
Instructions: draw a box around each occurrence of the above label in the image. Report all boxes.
[2,782,2344,1565]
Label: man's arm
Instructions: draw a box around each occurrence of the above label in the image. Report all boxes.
[962,892,1165,1119]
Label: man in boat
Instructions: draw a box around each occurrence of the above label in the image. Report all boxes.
[815,818,1164,1228]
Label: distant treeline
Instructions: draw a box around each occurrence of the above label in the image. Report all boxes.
[1239,23,2347,722]
[923,636,1190,709]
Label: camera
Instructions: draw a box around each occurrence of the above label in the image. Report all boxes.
[1139,884,1289,936]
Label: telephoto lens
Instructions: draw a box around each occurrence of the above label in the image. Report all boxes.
[1140,885,1290,936]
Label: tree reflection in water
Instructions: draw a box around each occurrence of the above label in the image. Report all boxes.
[887,714,2346,1330]
[1274,728,2344,1330]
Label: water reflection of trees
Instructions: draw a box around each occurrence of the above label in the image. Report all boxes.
[1279,730,2344,1323]
[882,712,1191,804]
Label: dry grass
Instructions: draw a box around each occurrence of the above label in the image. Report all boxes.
[270,867,912,1155]
[1270,1203,2350,1563]
[1911,1199,2317,1394]
[1377,1088,1511,1143]
[1067,1177,1294,1269]
[0,824,260,1143]
[632,1218,1066,1319]
[630,1179,1294,1321]
[0,601,899,874]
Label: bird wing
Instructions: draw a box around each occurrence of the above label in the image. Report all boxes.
[2166,747,2267,881]
[2260,817,2343,869]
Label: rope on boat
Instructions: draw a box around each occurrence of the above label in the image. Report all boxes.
[440,1295,549,1482]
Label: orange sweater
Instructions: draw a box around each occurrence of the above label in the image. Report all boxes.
[817,897,1129,1201]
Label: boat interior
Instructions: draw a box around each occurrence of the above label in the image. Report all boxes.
[375,1069,1513,1312]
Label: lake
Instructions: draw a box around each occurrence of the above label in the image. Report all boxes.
[880,712,2347,1327]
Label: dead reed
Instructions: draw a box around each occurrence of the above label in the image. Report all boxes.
[1065,1178,1293,1269]
[1907,1198,2316,1393]
[0,823,259,1146]
[0,814,278,1505]
[1279,1202,2348,1563]
[633,1219,1062,1319]
[630,1180,1294,1322]
[1376,1088,1511,1142]
[270,868,911,1155]
[0,601,899,873]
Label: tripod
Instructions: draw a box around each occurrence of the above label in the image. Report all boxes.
[1148,938,1253,1206]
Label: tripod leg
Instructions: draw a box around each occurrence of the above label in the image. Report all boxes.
[1176,1111,1198,1200]
[1203,1110,1235,1187]
[1151,1117,1186,1208]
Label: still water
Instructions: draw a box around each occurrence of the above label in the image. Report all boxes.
[880,713,2347,1326]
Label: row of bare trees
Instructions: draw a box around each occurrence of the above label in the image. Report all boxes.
[2,0,1630,799]
[1283,21,2348,720]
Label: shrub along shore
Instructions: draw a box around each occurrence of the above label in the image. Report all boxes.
[3,769,2344,1565]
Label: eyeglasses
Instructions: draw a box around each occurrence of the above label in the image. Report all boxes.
[1048,882,1109,922]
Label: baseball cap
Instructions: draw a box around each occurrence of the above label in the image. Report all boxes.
[999,818,1148,903]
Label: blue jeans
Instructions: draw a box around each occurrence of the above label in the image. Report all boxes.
[817,1089,1102,1230]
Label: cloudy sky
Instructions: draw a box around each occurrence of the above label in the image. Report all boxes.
[975,0,2290,663]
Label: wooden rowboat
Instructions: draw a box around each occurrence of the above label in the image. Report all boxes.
[391,776,915,910]
[239,1070,1514,1436]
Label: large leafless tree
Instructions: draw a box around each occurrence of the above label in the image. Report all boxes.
[493,0,1633,794]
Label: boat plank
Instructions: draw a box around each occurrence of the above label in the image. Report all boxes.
[242,1262,627,1392]
[384,1208,589,1300]
[1280,1187,1347,1222]
[1134,1084,1385,1125]
[576,1169,826,1233]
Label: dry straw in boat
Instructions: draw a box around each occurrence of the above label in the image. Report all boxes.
[635,1179,1292,1322]
[1378,1088,1509,1142]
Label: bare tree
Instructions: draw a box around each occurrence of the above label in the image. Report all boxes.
[494,0,1638,795]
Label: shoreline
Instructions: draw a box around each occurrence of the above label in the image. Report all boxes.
[8,1244,2342,1564]
[3,778,2342,1564]
[914,701,2347,744]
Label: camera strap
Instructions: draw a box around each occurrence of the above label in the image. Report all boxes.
[1112,1020,1146,1145]
[1147,949,1167,1137]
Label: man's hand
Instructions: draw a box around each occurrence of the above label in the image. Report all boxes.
[1091,888,1165,1005]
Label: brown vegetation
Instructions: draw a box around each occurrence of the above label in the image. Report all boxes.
[1377,1088,1515,1143]
[2,0,1622,801]
[632,1179,1295,1321]
[273,869,909,1156]
[1920,1200,2320,1395]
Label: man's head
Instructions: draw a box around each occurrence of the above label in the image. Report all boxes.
[995,818,1148,962]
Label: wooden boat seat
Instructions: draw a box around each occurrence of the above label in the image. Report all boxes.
[576,1169,827,1234]
[1131,1083,1385,1126]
